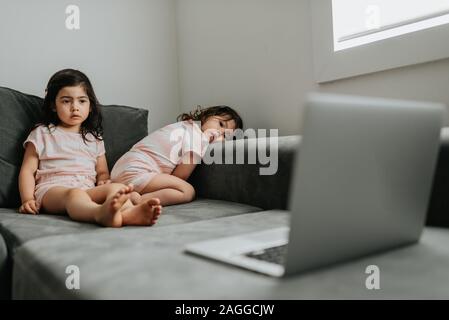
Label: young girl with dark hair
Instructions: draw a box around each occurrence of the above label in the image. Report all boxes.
[18,69,161,227]
[111,105,243,206]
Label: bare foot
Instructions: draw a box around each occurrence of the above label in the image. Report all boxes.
[130,191,141,205]
[95,185,133,227]
[121,198,162,226]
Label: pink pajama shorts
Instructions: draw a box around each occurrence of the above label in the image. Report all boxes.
[35,174,96,208]
[111,151,164,193]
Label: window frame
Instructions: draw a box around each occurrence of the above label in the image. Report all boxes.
[310,0,449,83]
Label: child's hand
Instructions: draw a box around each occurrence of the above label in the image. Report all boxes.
[97,179,112,186]
[204,129,222,143]
[19,199,39,214]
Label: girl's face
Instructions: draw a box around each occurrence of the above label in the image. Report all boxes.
[54,85,90,132]
[201,115,236,143]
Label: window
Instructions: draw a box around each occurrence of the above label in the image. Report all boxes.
[332,0,449,51]
[310,0,449,83]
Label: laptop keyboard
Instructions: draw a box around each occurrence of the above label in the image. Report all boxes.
[244,244,288,265]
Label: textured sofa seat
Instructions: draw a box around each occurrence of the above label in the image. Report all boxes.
[12,211,449,299]
[0,199,262,299]
[0,234,7,298]
[0,199,260,249]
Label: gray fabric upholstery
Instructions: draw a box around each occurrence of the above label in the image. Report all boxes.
[189,136,300,210]
[101,105,148,169]
[0,87,43,207]
[0,199,260,299]
[158,198,262,226]
[0,199,260,252]
[12,211,449,299]
[427,128,449,227]
[0,208,97,299]
[4,199,260,298]
[0,235,9,299]
[0,210,98,252]
[190,132,449,228]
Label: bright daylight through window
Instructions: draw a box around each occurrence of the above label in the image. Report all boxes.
[332,0,449,51]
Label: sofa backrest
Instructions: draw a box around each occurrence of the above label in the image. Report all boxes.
[189,136,299,211]
[190,134,449,228]
[0,86,148,208]
[427,128,449,228]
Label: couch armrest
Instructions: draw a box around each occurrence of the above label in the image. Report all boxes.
[190,130,449,228]
[427,128,449,227]
[189,136,300,210]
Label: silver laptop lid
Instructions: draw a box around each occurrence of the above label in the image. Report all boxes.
[284,93,445,276]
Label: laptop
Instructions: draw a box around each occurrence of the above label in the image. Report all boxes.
[184,93,445,277]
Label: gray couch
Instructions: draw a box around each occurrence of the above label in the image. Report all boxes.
[1,86,449,299]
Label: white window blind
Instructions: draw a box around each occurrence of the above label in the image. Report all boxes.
[332,0,449,51]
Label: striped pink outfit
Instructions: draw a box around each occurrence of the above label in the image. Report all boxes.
[24,125,105,206]
[111,121,209,192]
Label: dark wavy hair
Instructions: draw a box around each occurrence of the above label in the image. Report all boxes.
[38,69,103,142]
[177,105,243,130]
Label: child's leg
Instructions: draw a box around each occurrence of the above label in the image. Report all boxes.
[41,185,130,227]
[137,174,196,206]
[42,184,162,227]
[86,183,162,226]
[86,183,132,204]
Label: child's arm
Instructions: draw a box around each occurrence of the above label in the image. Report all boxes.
[95,154,111,185]
[172,152,198,181]
[18,143,39,214]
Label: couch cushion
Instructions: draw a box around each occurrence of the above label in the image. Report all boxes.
[0,208,98,253]
[0,199,261,252]
[0,86,148,208]
[427,128,449,228]
[0,87,43,208]
[11,210,278,299]
[0,235,9,299]
[0,199,260,299]
[11,210,449,299]
[101,105,148,169]
[189,133,449,228]
[189,136,300,210]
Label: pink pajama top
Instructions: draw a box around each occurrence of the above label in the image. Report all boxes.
[24,125,105,206]
[111,121,210,192]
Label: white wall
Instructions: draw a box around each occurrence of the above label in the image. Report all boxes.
[176,0,316,135]
[2,0,449,135]
[319,58,449,125]
[0,0,179,131]
[175,0,449,134]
